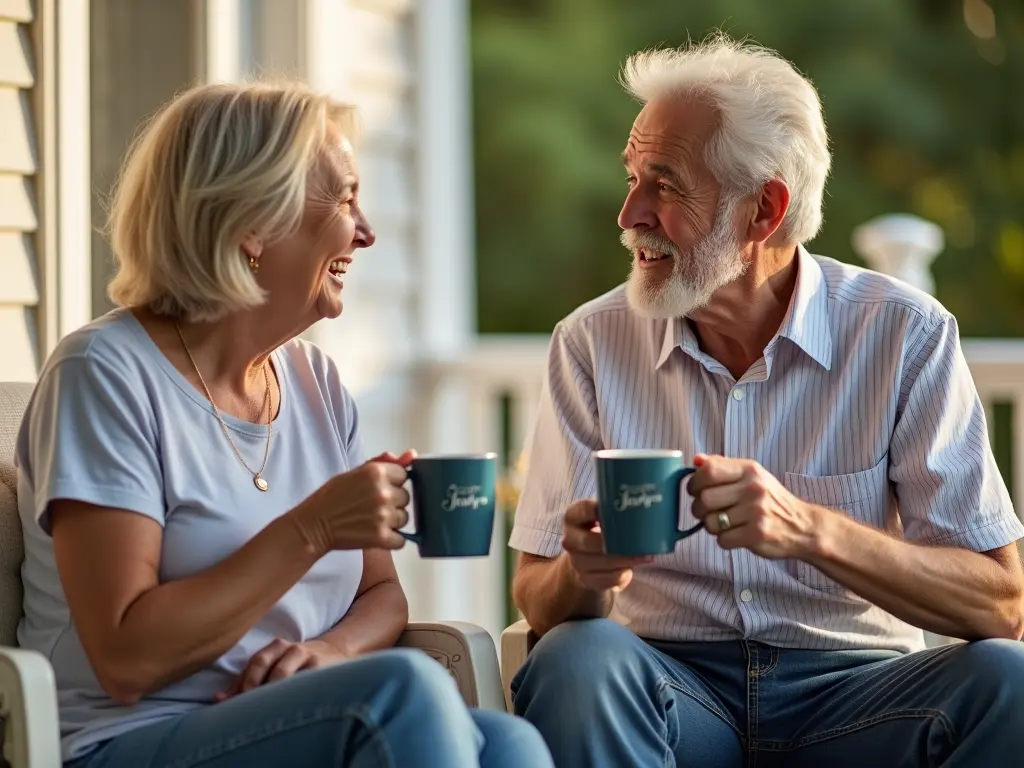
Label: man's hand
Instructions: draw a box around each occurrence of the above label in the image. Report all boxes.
[688,454,820,560]
[561,499,652,592]
[215,638,342,701]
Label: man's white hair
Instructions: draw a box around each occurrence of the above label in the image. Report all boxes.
[620,35,831,244]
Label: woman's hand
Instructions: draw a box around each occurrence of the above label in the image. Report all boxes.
[291,450,416,554]
[215,638,341,701]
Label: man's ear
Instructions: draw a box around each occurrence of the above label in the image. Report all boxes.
[745,179,790,244]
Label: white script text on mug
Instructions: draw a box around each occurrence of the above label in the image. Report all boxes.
[614,483,664,511]
[441,484,491,511]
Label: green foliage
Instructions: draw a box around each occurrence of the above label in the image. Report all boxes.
[471,0,1024,336]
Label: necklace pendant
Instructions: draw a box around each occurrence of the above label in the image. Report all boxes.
[254,475,269,492]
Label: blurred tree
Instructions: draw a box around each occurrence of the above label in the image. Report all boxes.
[470,0,1024,337]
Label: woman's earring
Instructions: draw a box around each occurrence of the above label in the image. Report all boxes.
[248,255,260,274]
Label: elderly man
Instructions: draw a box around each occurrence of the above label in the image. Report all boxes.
[509,36,1024,767]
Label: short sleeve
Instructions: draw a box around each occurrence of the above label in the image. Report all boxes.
[509,321,603,557]
[308,341,366,468]
[890,313,1024,549]
[18,354,165,534]
[343,391,367,467]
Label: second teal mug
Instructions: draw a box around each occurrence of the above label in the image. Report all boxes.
[401,453,498,558]
[594,449,703,556]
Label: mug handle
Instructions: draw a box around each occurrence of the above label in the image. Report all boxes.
[673,466,704,541]
[399,466,422,544]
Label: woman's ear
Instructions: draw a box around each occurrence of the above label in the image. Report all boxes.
[239,234,263,262]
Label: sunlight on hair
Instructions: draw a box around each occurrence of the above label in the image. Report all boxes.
[106,82,358,322]
[620,34,831,244]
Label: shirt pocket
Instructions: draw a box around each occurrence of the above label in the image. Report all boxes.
[782,458,890,593]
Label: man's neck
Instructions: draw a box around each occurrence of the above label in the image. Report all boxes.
[689,244,799,379]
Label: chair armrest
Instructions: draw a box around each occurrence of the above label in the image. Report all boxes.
[0,648,61,768]
[499,619,534,713]
[397,622,505,711]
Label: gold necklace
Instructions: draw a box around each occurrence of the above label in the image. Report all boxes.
[174,323,273,492]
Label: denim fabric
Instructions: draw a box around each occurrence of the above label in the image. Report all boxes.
[66,649,551,768]
[512,619,1024,767]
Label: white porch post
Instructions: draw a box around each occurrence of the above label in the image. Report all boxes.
[412,0,506,641]
[54,0,92,339]
[36,0,92,352]
[414,0,475,354]
[192,0,242,84]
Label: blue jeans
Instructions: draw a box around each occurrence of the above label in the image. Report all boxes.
[68,648,551,768]
[512,619,1024,767]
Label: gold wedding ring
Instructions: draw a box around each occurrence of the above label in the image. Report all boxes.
[716,512,732,531]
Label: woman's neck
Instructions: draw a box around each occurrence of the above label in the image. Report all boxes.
[133,306,283,420]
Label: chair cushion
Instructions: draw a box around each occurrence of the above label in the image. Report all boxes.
[0,383,34,646]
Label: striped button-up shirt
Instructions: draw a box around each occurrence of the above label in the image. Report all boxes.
[510,247,1023,652]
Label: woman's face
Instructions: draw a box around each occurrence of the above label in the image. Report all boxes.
[251,124,374,327]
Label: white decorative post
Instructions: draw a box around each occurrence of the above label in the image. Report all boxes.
[851,214,945,295]
[193,0,242,84]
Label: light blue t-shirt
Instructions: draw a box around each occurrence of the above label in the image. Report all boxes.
[15,309,367,761]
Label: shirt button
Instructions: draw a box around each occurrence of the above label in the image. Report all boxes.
[740,589,754,603]
[732,388,745,401]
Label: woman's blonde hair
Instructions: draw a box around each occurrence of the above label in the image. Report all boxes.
[106,81,357,321]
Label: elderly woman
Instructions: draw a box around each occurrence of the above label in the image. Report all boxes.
[15,83,551,768]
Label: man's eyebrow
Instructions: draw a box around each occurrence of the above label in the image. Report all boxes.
[649,163,685,187]
[622,155,686,187]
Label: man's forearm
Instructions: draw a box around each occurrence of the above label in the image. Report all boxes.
[514,553,615,636]
[807,507,1024,640]
[316,579,409,658]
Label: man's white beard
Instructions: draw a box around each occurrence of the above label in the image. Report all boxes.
[623,196,746,319]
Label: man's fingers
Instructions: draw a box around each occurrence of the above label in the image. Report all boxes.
[688,455,749,495]
[714,526,756,551]
[562,524,605,555]
[571,552,651,572]
[564,499,599,528]
[693,482,746,514]
[584,569,636,592]
[702,506,751,535]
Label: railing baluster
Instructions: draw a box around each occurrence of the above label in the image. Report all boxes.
[1012,391,1024,522]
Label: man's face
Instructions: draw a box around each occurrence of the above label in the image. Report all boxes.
[619,98,747,319]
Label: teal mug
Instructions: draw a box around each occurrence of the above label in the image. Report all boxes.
[594,449,703,556]
[401,453,498,558]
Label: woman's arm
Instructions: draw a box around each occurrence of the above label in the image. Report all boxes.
[51,460,408,706]
[52,502,320,706]
[315,549,409,657]
[216,548,410,699]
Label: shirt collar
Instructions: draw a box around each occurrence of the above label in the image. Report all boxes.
[654,245,832,371]
[777,245,832,371]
